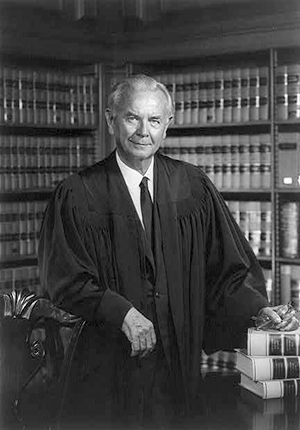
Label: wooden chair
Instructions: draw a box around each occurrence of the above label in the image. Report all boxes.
[0,289,85,430]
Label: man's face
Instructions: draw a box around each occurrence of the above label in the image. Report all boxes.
[106,88,172,173]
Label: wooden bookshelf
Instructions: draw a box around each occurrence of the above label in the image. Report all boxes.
[120,46,300,306]
[0,62,102,295]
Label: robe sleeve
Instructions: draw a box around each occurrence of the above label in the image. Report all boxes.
[202,179,270,353]
[38,175,132,327]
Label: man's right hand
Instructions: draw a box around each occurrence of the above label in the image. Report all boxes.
[121,307,156,358]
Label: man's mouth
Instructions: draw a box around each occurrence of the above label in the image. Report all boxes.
[129,139,151,146]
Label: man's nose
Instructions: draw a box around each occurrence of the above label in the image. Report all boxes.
[136,120,149,137]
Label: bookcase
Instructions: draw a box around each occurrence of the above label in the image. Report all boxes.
[274,48,300,308]
[0,59,103,296]
[120,47,300,308]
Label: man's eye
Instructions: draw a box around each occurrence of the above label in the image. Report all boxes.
[150,119,160,125]
[127,116,138,122]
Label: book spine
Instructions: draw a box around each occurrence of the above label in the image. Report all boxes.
[259,66,269,121]
[239,134,250,189]
[278,132,300,188]
[232,67,241,123]
[3,67,13,124]
[212,136,222,189]
[287,64,300,120]
[204,136,214,183]
[231,135,240,189]
[249,67,260,121]
[214,69,224,124]
[198,72,207,124]
[281,264,292,305]
[240,374,300,399]
[241,67,250,122]
[221,135,231,189]
[183,73,192,125]
[206,70,215,123]
[291,266,300,310]
[248,201,261,256]
[248,330,300,356]
[26,70,34,125]
[260,133,271,189]
[175,73,184,125]
[0,67,4,124]
[265,379,300,398]
[11,69,19,124]
[276,65,288,121]
[223,69,232,123]
[280,201,300,258]
[190,72,199,125]
[262,267,272,302]
[249,134,261,189]
[256,357,300,380]
[248,357,294,380]
[238,201,249,240]
[260,201,272,258]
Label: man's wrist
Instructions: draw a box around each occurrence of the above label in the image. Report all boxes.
[97,289,133,327]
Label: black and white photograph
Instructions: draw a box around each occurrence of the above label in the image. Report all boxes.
[0,1,300,429]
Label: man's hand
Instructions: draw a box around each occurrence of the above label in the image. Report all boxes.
[256,304,300,331]
[121,307,157,358]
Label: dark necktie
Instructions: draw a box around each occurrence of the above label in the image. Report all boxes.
[140,176,153,247]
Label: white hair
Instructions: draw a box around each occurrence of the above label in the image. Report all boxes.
[107,74,174,117]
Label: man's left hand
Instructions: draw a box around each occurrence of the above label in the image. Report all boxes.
[256,305,300,331]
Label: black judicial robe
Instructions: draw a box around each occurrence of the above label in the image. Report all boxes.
[38,150,269,412]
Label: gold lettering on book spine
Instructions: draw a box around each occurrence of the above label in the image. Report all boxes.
[269,334,282,355]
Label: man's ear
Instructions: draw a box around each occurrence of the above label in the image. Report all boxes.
[105,109,115,135]
[163,115,173,139]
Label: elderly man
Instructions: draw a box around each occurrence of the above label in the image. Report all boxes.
[38,74,298,429]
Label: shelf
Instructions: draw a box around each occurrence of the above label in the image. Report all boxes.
[221,190,271,199]
[256,256,272,264]
[0,190,53,202]
[0,256,38,269]
[276,120,300,127]
[169,121,271,128]
[168,121,271,132]
[275,188,300,194]
[0,124,97,135]
[277,257,300,265]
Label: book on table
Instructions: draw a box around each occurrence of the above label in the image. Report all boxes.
[240,386,298,414]
[246,326,300,356]
[236,349,300,381]
[240,373,300,399]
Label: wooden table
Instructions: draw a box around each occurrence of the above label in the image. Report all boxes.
[200,370,300,430]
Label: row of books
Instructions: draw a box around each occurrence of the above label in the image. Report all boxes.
[0,66,98,127]
[281,265,300,310]
[276,64,300,121]
[155,63,300,125]
[277,132,300,189]
[0,265,41,296]
[0,135,96,191]
[259,266,300,312]
[226,200,272,258]
[162,134,272,189]
[154,66,269,124]
[280,201,300,259]
[0,200,48,260]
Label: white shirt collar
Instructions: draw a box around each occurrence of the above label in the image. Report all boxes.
[115,151,154,200]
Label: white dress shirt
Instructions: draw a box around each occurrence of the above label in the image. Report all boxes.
[116,151,154,229]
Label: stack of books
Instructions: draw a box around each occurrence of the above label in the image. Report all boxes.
[236,327,300,399]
